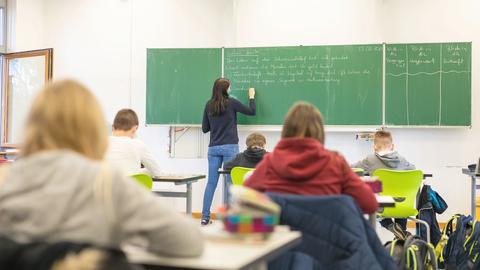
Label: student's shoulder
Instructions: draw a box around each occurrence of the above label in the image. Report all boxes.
[109,135,132,143]
[109,136,136,148]
[131,138,148,148]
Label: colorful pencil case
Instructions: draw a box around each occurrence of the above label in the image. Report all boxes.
[222,214,279,234]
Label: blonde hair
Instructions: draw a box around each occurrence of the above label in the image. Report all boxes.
[21,79,107,160]
[281,102,325,144]
[374,130,393,151]
[51,249,105,270]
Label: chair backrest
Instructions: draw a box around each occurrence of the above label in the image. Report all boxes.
[130,173,153,190]
[373,169,423,218]
[230,167,254,185]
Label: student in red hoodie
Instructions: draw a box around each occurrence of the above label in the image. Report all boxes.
[244,102,378,214]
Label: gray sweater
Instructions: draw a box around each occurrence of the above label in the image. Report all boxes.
[351,151,416,175]
[0,150,203,257]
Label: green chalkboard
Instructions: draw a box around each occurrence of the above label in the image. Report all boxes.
[385,43,471,126]
[225,45,383,125]
[146,48,221,124]
[146,43,471,127]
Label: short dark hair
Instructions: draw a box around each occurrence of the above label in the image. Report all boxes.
[246,132,266,148]
[113,109,139,131]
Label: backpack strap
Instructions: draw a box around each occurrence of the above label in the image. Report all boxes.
[402,235,418,268]
[409,238,439,270]
[387,239,401,256]
[426,242,439,270]
[406,245,419,270]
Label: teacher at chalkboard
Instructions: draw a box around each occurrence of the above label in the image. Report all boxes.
[201,78,256,225]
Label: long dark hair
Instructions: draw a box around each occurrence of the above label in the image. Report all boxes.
[207,78,230,116]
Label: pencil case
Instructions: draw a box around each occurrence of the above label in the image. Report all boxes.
[222,214,279,234]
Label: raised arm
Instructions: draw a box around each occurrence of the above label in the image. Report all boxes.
[232,87,256,116]
[232,98,256,116]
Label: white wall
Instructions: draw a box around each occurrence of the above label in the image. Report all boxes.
[13,0,479,219]
[14,0,44,51]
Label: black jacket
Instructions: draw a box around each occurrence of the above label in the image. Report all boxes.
[224,147,266,171]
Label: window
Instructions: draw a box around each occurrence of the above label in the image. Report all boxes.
[0,0,6,53]
[1,48,53,147]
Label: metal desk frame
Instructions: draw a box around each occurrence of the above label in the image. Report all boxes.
[152,175,206,214]
[218,169,231,205]
[462,168,478,220]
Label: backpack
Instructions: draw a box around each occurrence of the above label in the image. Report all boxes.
[439,214,480,270]
[463,221,480,269]
[386,235,437,270]
[435,214,460,264]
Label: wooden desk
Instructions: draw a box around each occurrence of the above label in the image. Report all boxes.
[126,225,302,270]
[369,195,396,228]
[462,168,479,220]
[152,174,205,214]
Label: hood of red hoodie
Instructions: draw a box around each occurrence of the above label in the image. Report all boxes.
[269,137,332,181]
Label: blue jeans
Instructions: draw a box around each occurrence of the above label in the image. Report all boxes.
[201,144,239,220]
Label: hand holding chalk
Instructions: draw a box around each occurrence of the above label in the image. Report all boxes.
[248,87,255,99]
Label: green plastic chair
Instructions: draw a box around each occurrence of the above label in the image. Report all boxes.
[352,167,365,176]
[373,169,431,243]
[230,167,255,185]
[130,173,153,190]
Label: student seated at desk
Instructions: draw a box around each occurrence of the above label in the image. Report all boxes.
[351,130,415,175]
[0,80,203,257]
[223,132,267,171]
[244,102,377,214]
[106,109,163,176]
[351,130,415,232]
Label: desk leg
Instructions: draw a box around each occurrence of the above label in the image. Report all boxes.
[186,183,192,215]
[222,174,228,205]
[472,176,476,220]
[369,214,376,229]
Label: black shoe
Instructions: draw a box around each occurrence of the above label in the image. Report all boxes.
[201,219,211,226]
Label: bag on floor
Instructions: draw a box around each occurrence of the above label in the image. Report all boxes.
[435,214,458,266]
[463,220,480,269]
[438,214,480,269]
[385,235,437,270]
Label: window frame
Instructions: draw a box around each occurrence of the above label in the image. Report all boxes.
[1,48,53,147]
